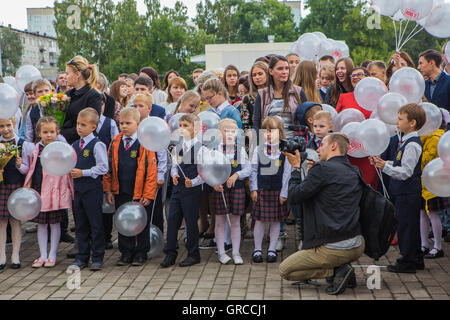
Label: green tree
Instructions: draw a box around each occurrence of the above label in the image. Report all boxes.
[0,28,23,76]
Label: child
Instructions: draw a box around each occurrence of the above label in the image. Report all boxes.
[103,107,157,267]
[165,90,201,123]
[250,116,291,263]
[0,119,24,269]
[25,79,51,143]
[69,108,108,270]
[96,94,120,250]
[308,111,334,150]
[19,117,74,268]
[319,64,335,103]
[296,102,323,139]
[131,76,166,119]
[212,119,251,265]
[373,103,426,273]
[160,114,206,268]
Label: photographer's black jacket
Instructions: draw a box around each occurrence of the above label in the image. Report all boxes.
[289,156,362,250]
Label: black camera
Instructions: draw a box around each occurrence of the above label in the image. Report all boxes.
[279,136,307,155]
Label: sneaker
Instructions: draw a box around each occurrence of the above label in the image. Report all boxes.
[215,243,232,253]
[232,254,244,265]
[218,254,232,265]
[276,232,288,252]
[199,240,216,250]
[26,225,37,233]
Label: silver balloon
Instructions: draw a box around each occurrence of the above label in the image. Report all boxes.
[333,41,350,60]
[445,41,450,63]
[318,39,336,59]
[7,188,42,221]
[334,108,366,131]
[297,33,321,61]
[341,122,368,158]
[357,119,390,156]
[401,0,433,21]
[321,104,338,128]
[389,67,425,104]
[354,77,388,112]
[137,116,171,152]
[418,102,442,137]
[377,92,408,125]
[198,149,231,187]
[438,131,450,165]
[424,2,450,38]
[0,84,20,118]
[168,113,186,146]
[3,76,22,95]
[422,158,450,197]
[198,111,221,147]
[312,31,327,40]
[370,110,398,137]
[15,65,42,92]
[114,202,148,237]
[372,0,402,16]
[40,141,77,176]
[102,193,115,214]
[148,224,164,258]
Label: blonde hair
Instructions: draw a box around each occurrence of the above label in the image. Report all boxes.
[35,116,59,140]
[133,93,153,107]
[313,110,333,125]
[202,78,229,100]
[319,63,335,81]
[78,107,99,125]
[179,113,200,126]
[167,77,188,103]
[119,107,140,123]
[32,79,52,93]
[174,90,201,114]
[66,55,99,90]
[97,72,109,92]
[293,61,321,103]
[218,118,238,131]
[261,116,286,140]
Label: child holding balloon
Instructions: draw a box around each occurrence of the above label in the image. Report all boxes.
[372,103,426,273]
[0,118,25,269]
[18,116,74,268]
[250,116,292,263]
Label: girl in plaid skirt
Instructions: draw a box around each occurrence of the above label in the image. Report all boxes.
[0,118,25,269]
[250,116,291,263]
[212,119,251,265]
[18,117,74,268]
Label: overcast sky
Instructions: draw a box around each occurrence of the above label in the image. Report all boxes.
[0,0,202,30]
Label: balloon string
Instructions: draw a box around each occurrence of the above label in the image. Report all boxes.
[150,188,158,227]
[398,25,423,51]
[221,191,228,211]
[399,19,410,49]
[398,20,403,51]
[393,19,398,51]
[398,23,419,50]
[373,164,390,200]
[167,147,187,179]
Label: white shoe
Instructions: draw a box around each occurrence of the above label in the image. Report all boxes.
[218,254,232,265]
[276,232,288,251]
[232,254,243,265]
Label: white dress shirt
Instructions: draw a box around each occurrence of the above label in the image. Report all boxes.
[382,131,422,181]
[220,143,251,180]
[157,151,168,181]
[24,106,43,142]
[249,144,292,198]
[97,115,120,142]
[171,137,206,187]
[122,132,138,147]
[78,133,109,179]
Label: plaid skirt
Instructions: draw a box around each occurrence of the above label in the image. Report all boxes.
[31,209,66,224]
[212,187,246,216]
[0,183,23,219]
[422,197,450,212]
[251,190,288,222]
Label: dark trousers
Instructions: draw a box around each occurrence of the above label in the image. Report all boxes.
[74,188,105,263]
[61,210,69,234]
[103,212,114,243]
[114,193,152,259]
[395,194,423,265]
[151,187,164,234]
[164,192,202,260]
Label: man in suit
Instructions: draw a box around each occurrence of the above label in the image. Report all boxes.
[132,76,166,119]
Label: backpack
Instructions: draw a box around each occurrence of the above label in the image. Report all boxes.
[357,172,398,260]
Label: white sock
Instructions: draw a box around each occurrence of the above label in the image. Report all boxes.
[37,224,49,260]
[10,218,22,264]
[268,222,280,254]
[429,211,443,251]
[49,223,61,260]
[224,216,232,245]
[253,220,265,254]
[215,215,226,255]
[230,215,241,256]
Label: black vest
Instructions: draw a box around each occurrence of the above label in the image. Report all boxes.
[389,136,422,196]
[257,147,285,191]
[31,144,44,192]
[172,142,202,197]
[95,117,112,150]
[72,137,102,193]
[3,138,25,185]
[118,139,140,196]
[223,144,244,189]
[29,106,41,142]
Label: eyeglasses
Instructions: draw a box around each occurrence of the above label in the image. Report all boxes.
[351,73,365,79]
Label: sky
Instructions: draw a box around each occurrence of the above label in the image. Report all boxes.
[0,0,202,31]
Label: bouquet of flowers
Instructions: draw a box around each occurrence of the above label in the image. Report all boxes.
[37,92,70,128]
[0,143,20,184]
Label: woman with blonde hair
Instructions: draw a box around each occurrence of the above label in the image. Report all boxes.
[293,61,322,103]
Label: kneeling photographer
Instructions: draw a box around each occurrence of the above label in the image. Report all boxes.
[279,132,365,295]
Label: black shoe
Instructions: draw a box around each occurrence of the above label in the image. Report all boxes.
[444,232,450,242]
[131,256,146,266]
[424,248,444,259]
[116,256,132,266]
[179,256,200,267]
[326,272,356,288]
[285,219,296,225]
[267,250,277,263]
[70,227,76,232]
[10,263,21,269]
[160,255,176,268]
[60,233,75,243]
[0,264,5,270]
[199,240,216,250]
[387,262,416,273]
[252,250,263,263]
[105,241,113,250]
[203,233,215,239]
[326,264,355,295]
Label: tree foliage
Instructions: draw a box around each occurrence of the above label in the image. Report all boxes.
[0,28,23,76]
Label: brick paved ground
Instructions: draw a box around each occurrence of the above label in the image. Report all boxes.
[1,215,449,300]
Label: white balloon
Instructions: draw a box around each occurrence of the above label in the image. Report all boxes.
[357,119,391,156]
[312,31,327,40]
[370,109,398,136]
[321,104,338,128]
[148,224,164,258]
[333,41,350,60]
[318,39,336,59]
[297,33,321,61]
[418,102,443,136]
[424,2,450,38]
[401,0,433,21]
[40,141,77,176]
[341,122,368,158]
[198,149,231,187]
[445,41,450,63]
[438,131,450,164]
[289,41,299,56]
[372,0,402,16]
[7,188,42,221]
[0,83,20,118]
[422,158,450,197]
[15,65,42,92]
[3,76,21,95]
[334,108,366,131]
[377,92,408,125]
[354,77,388,112]
[137,116,171,152]
[389,67,425,104]
[392,10,406,21]
[114,202,147,237]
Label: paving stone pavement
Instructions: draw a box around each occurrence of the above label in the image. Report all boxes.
[1,217,449,300]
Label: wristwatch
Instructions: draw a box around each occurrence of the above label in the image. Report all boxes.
[292,166,302,173]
